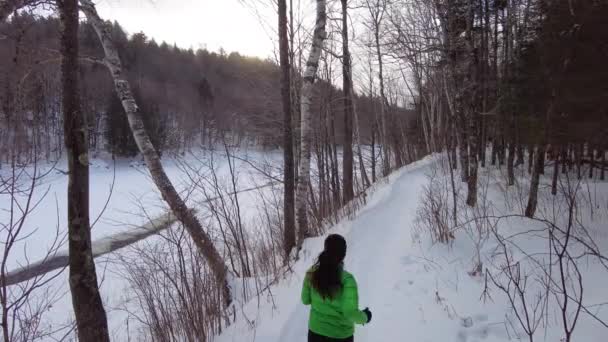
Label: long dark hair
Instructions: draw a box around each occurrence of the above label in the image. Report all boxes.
[311,234,347,299]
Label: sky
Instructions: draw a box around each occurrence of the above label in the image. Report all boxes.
[96,0,277,59]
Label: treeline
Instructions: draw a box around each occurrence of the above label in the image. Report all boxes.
[386,0,607,214]
[0,13,416,163]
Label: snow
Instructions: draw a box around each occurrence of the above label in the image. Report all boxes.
[216,155,608,342]
[2,150,607,341]
[0,148,283,340]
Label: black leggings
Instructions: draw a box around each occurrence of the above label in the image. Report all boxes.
[308,330,353,342]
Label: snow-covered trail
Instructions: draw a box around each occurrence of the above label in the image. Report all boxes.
[218,158,510,342]
[340,163,425,341]
[219,155,608,342]
[277,164,428,342]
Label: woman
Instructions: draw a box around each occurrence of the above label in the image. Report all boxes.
[301,234,372,342]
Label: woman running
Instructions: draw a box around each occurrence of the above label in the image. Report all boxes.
[301,234,372,342]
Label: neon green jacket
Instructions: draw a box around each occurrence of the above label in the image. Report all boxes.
[301,269,368,339]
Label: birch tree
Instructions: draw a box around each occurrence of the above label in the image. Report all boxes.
[58,0,110,339]
[296,0,327,244]
[79,0,232,305]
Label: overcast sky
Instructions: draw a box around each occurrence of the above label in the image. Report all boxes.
[96,0,277,59]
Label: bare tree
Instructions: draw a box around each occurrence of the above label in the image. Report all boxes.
[364,0,390,176]
[296,0,327,244]
[278,0,296,262]
[341,0,354,202]
[59,0,110,339]
[0,157,68,341]
[78,0,232,305]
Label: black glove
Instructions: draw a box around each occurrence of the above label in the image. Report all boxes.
[363,307,372,323]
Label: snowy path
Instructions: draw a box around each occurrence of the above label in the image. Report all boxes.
[219,156,608,342]
[342,164,425,341]
[273,165,431,342]
[218,159,503,342]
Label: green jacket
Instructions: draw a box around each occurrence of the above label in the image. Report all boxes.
[301,269,368,339]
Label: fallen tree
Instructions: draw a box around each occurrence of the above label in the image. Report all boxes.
[4,181,276,286]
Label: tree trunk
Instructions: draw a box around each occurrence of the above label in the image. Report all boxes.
[330,103,341,206]
[278,0,296,262]
[375,31,390,176]
[498,137,506,167]
[447,119,458,228]
[600,149,605,181]
[459,128,469,182]
[551,145,559,195]
[526,100,553,218]
[525,143,545,218]
[59,0,110,340]
[466,112,478,207]
[491,140,498,166]
[576,143,582,180]
[569,145,574,171]
[451,143,458,170]
[341,0,354,202]
[588,146,594,179]
[464,2,478,207]
[80,0,231,305]
[528,143,534,175]
[371,120,377,182]
[561,146,567,174]
[295,0,327,245]
[353,97,370,189]
[507,141,515,186]
[516,143,524,167]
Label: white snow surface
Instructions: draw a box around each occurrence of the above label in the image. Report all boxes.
[216,156,608,342]
[0,148,283,340]
[2,150,607,341]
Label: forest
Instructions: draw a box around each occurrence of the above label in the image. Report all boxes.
[0,0,607,341]
[0,13,417,162]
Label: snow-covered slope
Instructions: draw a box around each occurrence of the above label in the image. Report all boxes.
[216,156,608,342]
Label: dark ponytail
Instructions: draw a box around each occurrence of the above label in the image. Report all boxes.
[311,234,347,299]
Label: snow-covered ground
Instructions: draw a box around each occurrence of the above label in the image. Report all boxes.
[0,148,283,340]
[216,155,608,342]
[3,150,607,341]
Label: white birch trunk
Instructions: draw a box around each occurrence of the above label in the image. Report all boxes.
[79,0,231,305]
[296,0,326,245]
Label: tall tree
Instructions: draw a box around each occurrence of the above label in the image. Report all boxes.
[79,0,232,305]
[365,0,390,176]
[463,0,479,207]
[278,0,296,261]
[58,0,110,340]
[296,0,327,244]
[341,0,354,202]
